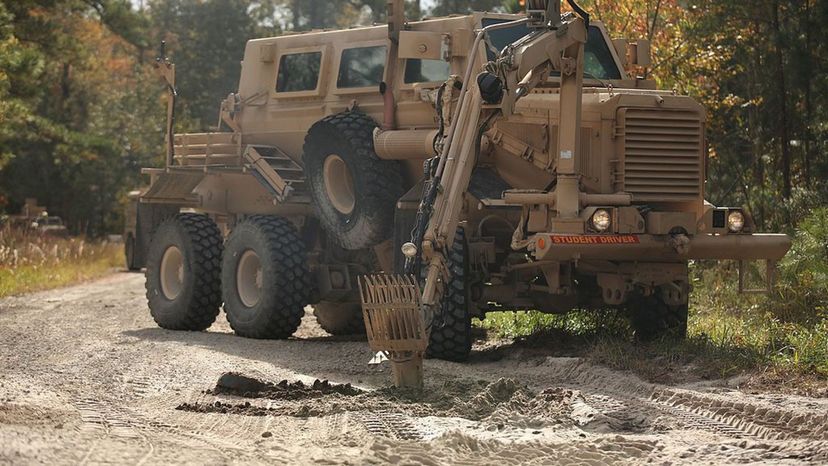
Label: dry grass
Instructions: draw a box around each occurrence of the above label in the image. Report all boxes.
[0,226,122,298]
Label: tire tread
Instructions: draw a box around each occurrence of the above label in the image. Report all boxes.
[426,229,472,361]
[146,213,223,331]
[303,111,403,250]
[224,215,312,339]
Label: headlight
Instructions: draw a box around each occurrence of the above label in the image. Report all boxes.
[401,242,418,258]
[727,211,745,232]
[591,209,612,232]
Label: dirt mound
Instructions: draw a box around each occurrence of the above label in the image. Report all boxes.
[208,372,362,399]
[177,373,364,417]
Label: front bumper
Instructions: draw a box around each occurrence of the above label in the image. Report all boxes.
[532,233,792,262]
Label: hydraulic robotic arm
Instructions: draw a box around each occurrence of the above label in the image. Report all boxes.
[408,1,589,309]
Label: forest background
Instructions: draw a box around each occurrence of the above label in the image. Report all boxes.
[1,0,825,235]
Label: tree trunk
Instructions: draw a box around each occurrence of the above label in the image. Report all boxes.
[292,0,301,30]
[750,18,765,229]
[771,0,792,199]
[803,0,814,186]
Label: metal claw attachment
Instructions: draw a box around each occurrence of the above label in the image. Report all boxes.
[358,274,429,388]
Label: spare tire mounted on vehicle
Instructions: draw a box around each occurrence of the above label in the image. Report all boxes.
[303,111,404,250]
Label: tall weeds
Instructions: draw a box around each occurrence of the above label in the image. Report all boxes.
[0,226,122,297]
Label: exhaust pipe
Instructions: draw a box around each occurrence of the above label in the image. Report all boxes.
[373,129,439,159]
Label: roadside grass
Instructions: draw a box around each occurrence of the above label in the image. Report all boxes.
[0,227,122,298]
[477,303,828,394]
[476,209,828,394]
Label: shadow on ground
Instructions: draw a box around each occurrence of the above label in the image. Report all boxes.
[122,314,787,392]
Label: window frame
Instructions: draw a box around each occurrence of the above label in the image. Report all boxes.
[590,22,628,81]
[332,40,389,95]
[477,16,628,83]
[272,45,329,99]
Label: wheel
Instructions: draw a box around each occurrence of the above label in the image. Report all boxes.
[303,111,404,250]
[125,233,141,271]
[145,214,223,331]
[222,216,312,339]
[425,228,472,362]
[628,293,689,342]
[314,302,366,335]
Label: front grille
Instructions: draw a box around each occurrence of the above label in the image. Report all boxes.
[621,109,703,202]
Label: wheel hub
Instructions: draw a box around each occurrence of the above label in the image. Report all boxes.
[160,245,184,300]
[322,154,356,215]
[237,249,263,308]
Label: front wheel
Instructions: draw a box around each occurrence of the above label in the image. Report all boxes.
[222,216,312,339]
[628,292,689,342]
[424,228,472,362]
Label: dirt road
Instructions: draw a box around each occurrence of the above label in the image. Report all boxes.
[0,272,826,465]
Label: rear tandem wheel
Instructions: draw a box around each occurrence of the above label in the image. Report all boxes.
[145,214,223,331]
[314,302,366,336]
[221,215,313,339]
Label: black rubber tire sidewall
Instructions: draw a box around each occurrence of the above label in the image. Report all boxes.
[314,302,366,336]
[425,228,473,362]
[145,214,222,331]
[125,233,139,271]
[222,216,311,339]
[629,295,689,342]
[304,112,404,250]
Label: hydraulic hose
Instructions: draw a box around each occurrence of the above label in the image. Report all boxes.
[566,0,590,29]
[404,18,529,276]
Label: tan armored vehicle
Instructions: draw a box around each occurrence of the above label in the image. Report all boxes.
[135,0,791,361]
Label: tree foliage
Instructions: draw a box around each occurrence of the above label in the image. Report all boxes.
[683,0,828,230]
[0,0,825,236]
[0,0,161,235]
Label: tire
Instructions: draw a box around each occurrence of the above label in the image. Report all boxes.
[125,233,140,271]
[628,294,689,342]
[314,302,366,335]
[222,216,312,339]
[425,228,472,362]
[303,111,404,250]
[145,214,223,331]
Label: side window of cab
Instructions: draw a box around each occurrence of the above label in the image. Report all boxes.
[404,58,450,84]
[337,45,387,89]
[275,50,323,95]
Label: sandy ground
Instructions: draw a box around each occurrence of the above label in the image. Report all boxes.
[0,272,826,465]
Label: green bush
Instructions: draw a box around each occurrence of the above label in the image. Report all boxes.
[772,208,828,324]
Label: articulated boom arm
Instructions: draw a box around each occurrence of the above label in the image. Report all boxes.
[416,10,588,308]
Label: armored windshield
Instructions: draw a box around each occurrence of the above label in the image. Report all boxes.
[482,18,623,81]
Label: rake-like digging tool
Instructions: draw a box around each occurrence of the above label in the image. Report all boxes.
[358,275,429,389]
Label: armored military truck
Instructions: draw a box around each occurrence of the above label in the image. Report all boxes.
[135,0,791,361]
